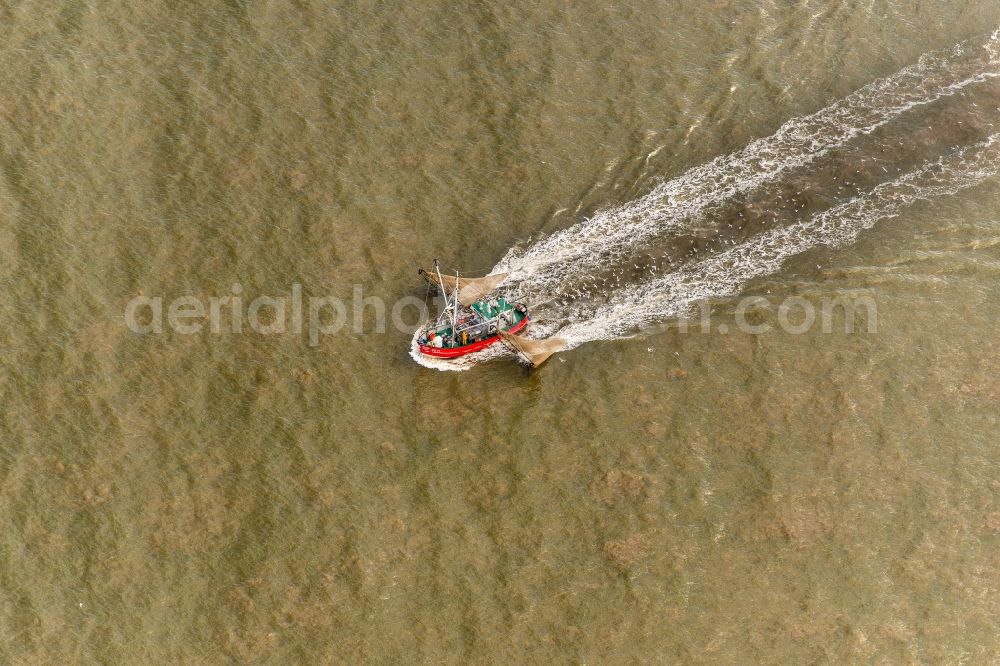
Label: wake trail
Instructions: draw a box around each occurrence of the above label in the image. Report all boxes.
[496,30,1000,293]
[412,32,1000,371]
[555,134,1000,346]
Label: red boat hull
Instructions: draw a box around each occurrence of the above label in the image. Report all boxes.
[418,315,528,359]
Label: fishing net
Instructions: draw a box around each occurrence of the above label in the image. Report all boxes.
[499,332,567,367]
[419,270,508,307]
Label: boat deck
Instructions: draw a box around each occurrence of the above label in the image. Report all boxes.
[419,298,527,357]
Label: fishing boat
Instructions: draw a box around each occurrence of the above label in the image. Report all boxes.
[416,261,528,359]
[415,260,568,367]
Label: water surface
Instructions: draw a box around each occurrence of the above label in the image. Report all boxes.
[2,1,999,663]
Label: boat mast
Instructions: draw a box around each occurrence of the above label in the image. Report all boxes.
[451,271,460,342]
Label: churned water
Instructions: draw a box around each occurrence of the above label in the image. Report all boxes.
[2,1,999,663]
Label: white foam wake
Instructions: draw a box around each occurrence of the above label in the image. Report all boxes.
[555,135,1000,346]
[496,30,1000,292]
[412,33,1000,371]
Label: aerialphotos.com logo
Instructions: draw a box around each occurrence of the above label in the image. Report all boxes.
[123,283,877,346]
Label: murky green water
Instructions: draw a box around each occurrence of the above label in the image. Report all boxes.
[2,1,999,663]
